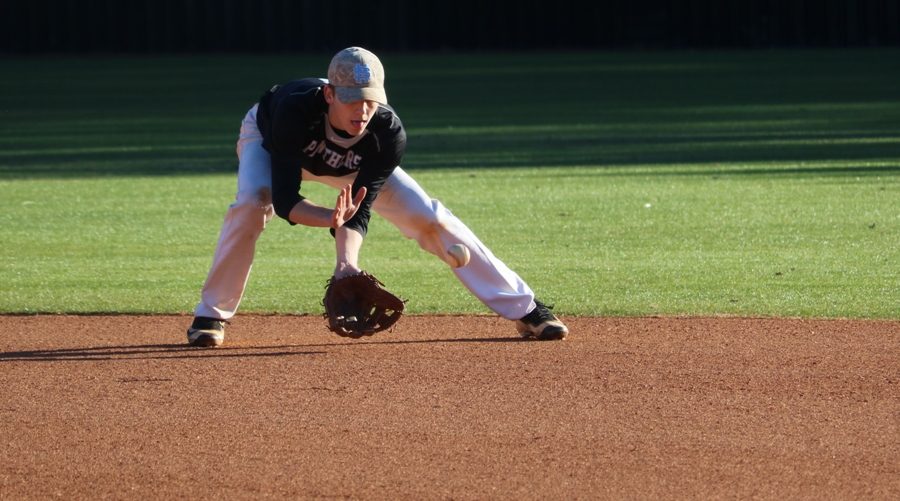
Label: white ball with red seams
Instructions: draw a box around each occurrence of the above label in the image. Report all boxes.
[446,243,471,268]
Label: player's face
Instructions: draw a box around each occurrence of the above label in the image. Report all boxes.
[324,85,379,137]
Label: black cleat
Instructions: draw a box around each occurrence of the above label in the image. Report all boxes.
[187,317,225,347]
[515,300,569,340]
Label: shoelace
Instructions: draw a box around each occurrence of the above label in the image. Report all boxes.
[194,317,227,329]
[527,301,557,323]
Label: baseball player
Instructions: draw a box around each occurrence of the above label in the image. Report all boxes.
[187,47,568,346]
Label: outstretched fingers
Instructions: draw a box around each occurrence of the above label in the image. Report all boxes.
[331,184,368,228]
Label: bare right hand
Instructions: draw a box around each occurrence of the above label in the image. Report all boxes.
[331,184,367,229]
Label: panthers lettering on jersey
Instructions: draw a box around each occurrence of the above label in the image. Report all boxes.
[302,139,363,170]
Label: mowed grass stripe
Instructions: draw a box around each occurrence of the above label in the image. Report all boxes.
[0,50,897,317]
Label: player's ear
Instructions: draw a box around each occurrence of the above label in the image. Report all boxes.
[323,84,336,104]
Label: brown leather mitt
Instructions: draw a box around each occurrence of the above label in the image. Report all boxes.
[322,272,405,338]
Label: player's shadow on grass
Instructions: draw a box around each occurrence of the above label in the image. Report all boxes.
[0,337,526,362]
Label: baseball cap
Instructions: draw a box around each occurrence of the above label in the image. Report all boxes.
[327,47,387,105]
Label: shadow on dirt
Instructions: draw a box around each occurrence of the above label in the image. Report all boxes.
[0,336,527,362]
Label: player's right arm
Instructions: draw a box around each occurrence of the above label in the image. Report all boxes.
[286,185,366,228]
[283,185,367,279]
[258,79,328,224]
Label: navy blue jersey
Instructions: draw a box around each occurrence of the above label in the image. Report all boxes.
[256,78,407,236]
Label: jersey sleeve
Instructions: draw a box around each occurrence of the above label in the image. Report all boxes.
[270,157,304,223]
[260,90,314,223]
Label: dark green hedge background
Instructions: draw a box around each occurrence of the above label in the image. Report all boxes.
[2,0,898,53]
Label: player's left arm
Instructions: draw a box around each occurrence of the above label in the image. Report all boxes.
[341,109,407,237]
[333,111,406,278]
[333,225,364,279]
[331,165,391,279]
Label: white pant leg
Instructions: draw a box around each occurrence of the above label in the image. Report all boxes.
[194,105,274,320]
[367,168,537,320]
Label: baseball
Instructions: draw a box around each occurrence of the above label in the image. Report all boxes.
[447,243,471,268]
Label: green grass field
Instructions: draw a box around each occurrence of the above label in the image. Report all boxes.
[0,50,897,318]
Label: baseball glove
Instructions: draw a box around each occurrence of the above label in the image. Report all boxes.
[322,272,405,338]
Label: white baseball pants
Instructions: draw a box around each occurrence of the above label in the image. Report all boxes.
[193,105,537,321]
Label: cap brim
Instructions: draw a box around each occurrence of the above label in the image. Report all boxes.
[335,86,387,105]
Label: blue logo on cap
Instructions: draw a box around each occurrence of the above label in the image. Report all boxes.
[353,64,371,84]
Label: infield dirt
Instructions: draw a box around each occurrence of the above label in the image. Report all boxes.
[1,315,897,499]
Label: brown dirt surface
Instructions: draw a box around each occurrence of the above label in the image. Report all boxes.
[1,314,898,500]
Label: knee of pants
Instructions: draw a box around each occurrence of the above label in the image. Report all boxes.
[403,199,457,253]
[403,199,445,233]
[229,188,275,231]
